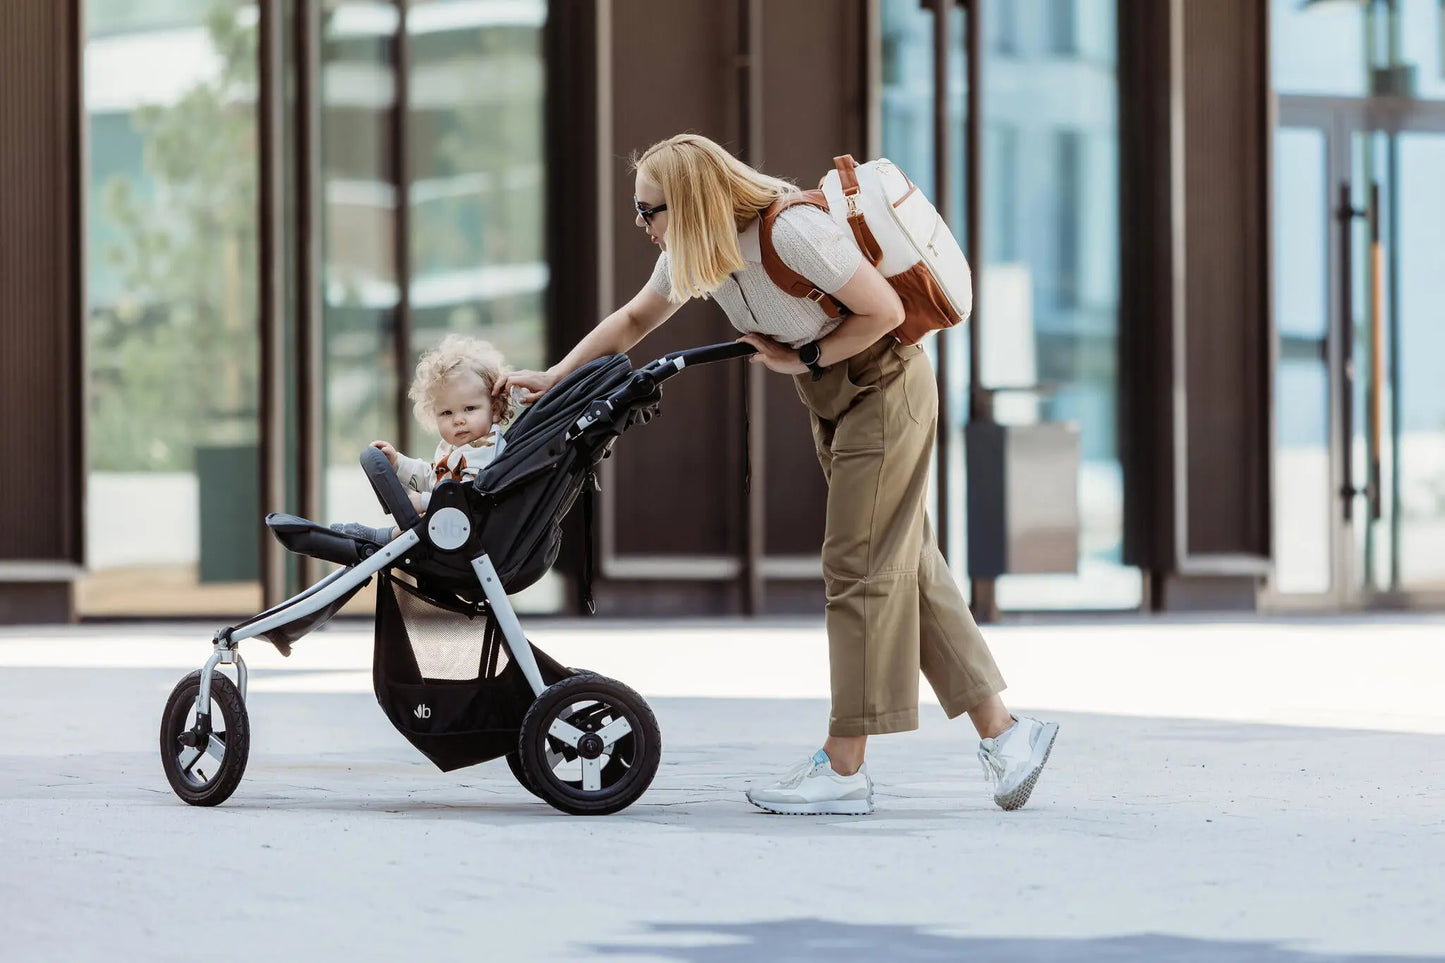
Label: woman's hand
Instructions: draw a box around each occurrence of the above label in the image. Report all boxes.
[494,368,558,406]
[736,334,807,376]
[370,440,399,468]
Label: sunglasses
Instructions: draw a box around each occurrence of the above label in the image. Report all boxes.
[634,195,668,224]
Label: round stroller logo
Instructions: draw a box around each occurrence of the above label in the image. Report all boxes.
[427,507,471,550]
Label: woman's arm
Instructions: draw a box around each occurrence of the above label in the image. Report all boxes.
[496,286,682,404]
[739,260,905,374]
[812,261,906,367]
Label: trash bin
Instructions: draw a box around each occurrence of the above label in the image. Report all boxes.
[197,443,259,584]
[965,420,1080,578]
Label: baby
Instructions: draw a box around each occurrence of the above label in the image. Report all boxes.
[335,334,515,544]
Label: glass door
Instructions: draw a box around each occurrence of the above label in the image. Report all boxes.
[1268,100,1445,609]
[1355,126,1445,601]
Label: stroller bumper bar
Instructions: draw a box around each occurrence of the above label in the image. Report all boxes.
[569,341,757,439]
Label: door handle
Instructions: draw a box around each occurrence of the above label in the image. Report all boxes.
[1365,182,1384,523]
[1336,180,1384,524]
[1336,182,1360,522]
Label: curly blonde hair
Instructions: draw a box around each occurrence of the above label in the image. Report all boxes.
[408,334,514,431]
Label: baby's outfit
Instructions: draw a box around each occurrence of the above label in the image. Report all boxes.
[392,425,503,510]
[331,426,503,546]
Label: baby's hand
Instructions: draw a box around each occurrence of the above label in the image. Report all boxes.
[407,491,428,515]
[371,440,398,468]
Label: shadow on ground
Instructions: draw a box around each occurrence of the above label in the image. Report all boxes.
[583,920,1445,963]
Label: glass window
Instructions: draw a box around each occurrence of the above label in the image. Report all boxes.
[984,0,1135,610]
[321,0,403,536]
[407,0,549,370]
[1274,0,1445,101]
[79,0,262,616]
[1391,134,1445,591]
[879,0,1133,609]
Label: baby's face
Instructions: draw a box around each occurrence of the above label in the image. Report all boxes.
[432,370,495,447]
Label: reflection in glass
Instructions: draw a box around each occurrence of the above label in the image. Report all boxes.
[80,0,262,615]
[880,0,1133,609]
[1271,128,1334,596]
[407,0,549,370]
[1391,134,1445,591]
[320,1,402,533]
[983,1,1134,609]
[1274,0,1445,101]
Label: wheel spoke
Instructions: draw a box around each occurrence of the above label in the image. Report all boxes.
[595,716,632,749]
[205,734,227,764]
[545,745,566,772]
[580,755,603,792]
[177,746,202,774]
[547,718,584,748]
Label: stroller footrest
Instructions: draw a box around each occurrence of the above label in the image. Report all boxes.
[265,513,377,566]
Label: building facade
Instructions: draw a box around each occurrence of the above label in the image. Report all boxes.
[2,0,1442,623]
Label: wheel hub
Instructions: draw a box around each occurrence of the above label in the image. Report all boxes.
[576,732,605,759]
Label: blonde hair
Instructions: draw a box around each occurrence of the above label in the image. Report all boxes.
[632,133,797,301]
[409,334,514,430]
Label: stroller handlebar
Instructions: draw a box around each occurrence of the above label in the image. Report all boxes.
[568,342,759,441]
[657,341,757,371]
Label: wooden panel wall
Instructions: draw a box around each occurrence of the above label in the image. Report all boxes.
[0,0,82,622]
[1180,0,1270,559]
[1120,0,1271,605]
[547,0,867,613]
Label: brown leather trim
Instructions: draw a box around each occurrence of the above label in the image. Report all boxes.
[758,192,849,320]
[847,213,883,265]
[833,154,860,195]
[892,184,919,208]
[886,260,964,345]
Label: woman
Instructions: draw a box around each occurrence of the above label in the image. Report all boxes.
[496,134,1058,814]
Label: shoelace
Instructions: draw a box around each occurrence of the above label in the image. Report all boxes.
[774,756,824,790]
[977,742,1004,785]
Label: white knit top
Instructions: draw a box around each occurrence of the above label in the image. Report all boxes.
[646,202,862,348]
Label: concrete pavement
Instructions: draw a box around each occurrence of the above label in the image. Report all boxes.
[1,615,1443,962]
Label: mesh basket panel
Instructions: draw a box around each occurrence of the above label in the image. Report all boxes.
[393,582,509,681]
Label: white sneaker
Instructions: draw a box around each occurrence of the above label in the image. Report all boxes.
[977,716,1059,811]
[745,750,874,815]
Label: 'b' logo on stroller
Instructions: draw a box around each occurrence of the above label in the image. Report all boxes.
[413,704,431,720]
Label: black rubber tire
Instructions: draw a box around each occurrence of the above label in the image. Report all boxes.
[517,672,660,816]
[159,669,250,807]
[505,750,541,798]
[504,665,584,799]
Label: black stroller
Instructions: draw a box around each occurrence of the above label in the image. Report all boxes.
[158,342,754,815]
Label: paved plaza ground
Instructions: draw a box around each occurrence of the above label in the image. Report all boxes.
[1,614,1443,962]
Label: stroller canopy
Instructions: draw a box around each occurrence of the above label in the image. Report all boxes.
[473,353,639,499]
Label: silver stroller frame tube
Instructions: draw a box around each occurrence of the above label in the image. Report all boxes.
[195,528,548,716]
[472,554,546,697]
[196,530,423,717]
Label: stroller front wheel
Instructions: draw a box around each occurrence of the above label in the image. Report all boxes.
[159,669,250,806]
[517,672,660,815]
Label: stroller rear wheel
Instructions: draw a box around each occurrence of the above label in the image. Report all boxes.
[159,669,250,806]
[504,749,539,797]
[517,672,660,815]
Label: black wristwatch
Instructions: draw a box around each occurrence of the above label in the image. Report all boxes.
[798,340,826,381]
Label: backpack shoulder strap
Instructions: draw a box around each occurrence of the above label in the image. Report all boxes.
[757,191,849,321]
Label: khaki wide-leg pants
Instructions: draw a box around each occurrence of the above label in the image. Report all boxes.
[794,338,1006,737]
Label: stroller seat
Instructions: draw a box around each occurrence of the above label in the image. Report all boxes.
[265,513,379,567]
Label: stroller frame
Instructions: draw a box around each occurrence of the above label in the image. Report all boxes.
[195,537,547,721]
[164,340,757,814]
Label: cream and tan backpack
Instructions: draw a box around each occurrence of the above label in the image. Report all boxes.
[759,154,972,345]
